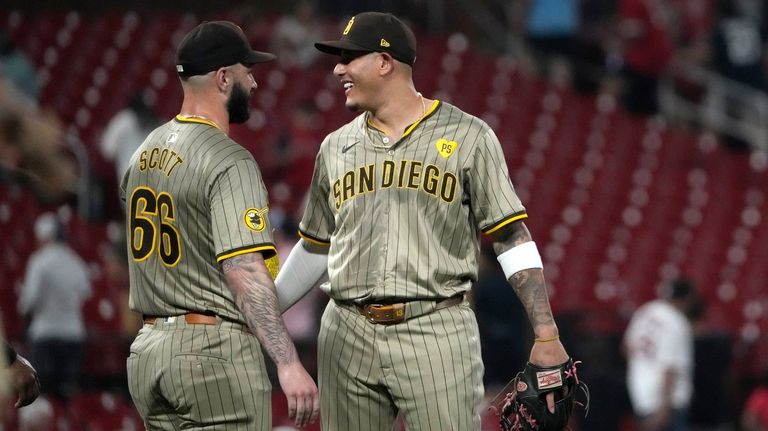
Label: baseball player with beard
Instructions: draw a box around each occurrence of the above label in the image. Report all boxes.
[121,21,318,430]
[275,12,570,431]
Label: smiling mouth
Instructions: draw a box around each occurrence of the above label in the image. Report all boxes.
[343,82,354,93]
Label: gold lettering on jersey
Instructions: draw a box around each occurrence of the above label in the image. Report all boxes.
[358,164,375,194]
[397,160,408,188]
[406,161,422,189]
[139,147,184,177]
[436,138,458,158]
[381,161,395,188]
[332,160,457,209]
[423,164,440,195]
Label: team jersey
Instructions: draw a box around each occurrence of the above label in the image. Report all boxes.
[121,116,276,323]
[299,101,526,302]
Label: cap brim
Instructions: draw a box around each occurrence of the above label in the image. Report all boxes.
[314,40,372,56]
[245,50,276,64]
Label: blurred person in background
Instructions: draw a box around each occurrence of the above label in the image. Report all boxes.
[0,77,77,204]
[709,0,767,150]
[617,0,675,116]
[99,92,159,184]
[270,0,324,69]
[0,29,39,105]
[17,213,91,401]
[742,371,768,431]
[623,278,699,431]
[522,0,580,83]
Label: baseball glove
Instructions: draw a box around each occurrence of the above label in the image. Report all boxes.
[489,359,589,431]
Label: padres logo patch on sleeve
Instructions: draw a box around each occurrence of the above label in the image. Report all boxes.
[243,207,269,232]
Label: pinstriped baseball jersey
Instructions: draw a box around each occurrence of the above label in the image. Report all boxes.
[120,115,277,323]
[299,101,526,302]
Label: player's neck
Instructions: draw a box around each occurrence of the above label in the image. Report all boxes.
[179,97,229,134]
[368,89,430,139]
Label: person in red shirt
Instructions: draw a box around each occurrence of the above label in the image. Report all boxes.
[618,0,675,115]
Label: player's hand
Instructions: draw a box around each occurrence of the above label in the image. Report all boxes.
[277,361,319,427]
[9,354,41,408]
[528,337,569,414]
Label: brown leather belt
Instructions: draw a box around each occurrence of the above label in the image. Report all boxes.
[143,312,218,325]
[352,294,465,325]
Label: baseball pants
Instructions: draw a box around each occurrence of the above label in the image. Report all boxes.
[127,316,271,430]
[318,299,484,431]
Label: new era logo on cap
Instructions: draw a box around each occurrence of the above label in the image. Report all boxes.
[315,12,417,66]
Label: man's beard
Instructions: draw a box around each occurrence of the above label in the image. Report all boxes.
[227,83,251,124]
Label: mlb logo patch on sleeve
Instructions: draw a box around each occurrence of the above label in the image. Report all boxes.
[536,369,563,390]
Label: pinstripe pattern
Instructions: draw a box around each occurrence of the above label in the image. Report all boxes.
[318,301,483,431]
[300,101,525,301]
[301,101,521,430]
[121,117,276,429]
[127,318,271,430]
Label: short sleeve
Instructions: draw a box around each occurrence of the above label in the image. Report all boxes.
[298,148,334,245]
[469,127,527,234]
[209,158,276,262]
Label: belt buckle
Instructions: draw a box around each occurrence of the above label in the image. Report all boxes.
[363,303,406,325]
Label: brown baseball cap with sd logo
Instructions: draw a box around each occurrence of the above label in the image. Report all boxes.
[315,12,417,66]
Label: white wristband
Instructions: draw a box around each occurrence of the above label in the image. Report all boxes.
[496,241,543,280]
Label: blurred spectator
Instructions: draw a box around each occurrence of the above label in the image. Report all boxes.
[711,0,766,91]
[270,100,322,213]
[742,371,768,431]
[275,100,322,164]
[270,1,324,69]
[101,233,141,338]
[17,213,91,401]
[0,29,39,105]
[617,0,675,115]
[0,78,77,203]
[99,92,158,184]
[523,0,580,69]
[623,278,698,431]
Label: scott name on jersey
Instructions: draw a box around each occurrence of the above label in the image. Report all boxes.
[138,146,184,177]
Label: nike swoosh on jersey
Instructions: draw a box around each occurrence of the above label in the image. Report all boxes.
[341,141,359,153]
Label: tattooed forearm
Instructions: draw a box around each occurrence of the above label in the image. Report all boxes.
[223,253,299,365]
[492,221,558,335]
[510,269,555,330]
[492,221,533,255]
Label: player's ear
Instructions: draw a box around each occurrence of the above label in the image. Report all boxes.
[378,52,395,75]
[214,67,230,93]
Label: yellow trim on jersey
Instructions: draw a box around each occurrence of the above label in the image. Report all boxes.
[175,115,221,130]
[366,100,441,139]
[403,100,440,138]
[483,212,529,235]
[298,231,331,246]
[216,245,277,262]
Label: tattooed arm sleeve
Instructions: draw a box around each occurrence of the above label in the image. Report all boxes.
[492,221,559,339]
[222,252,299,366]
